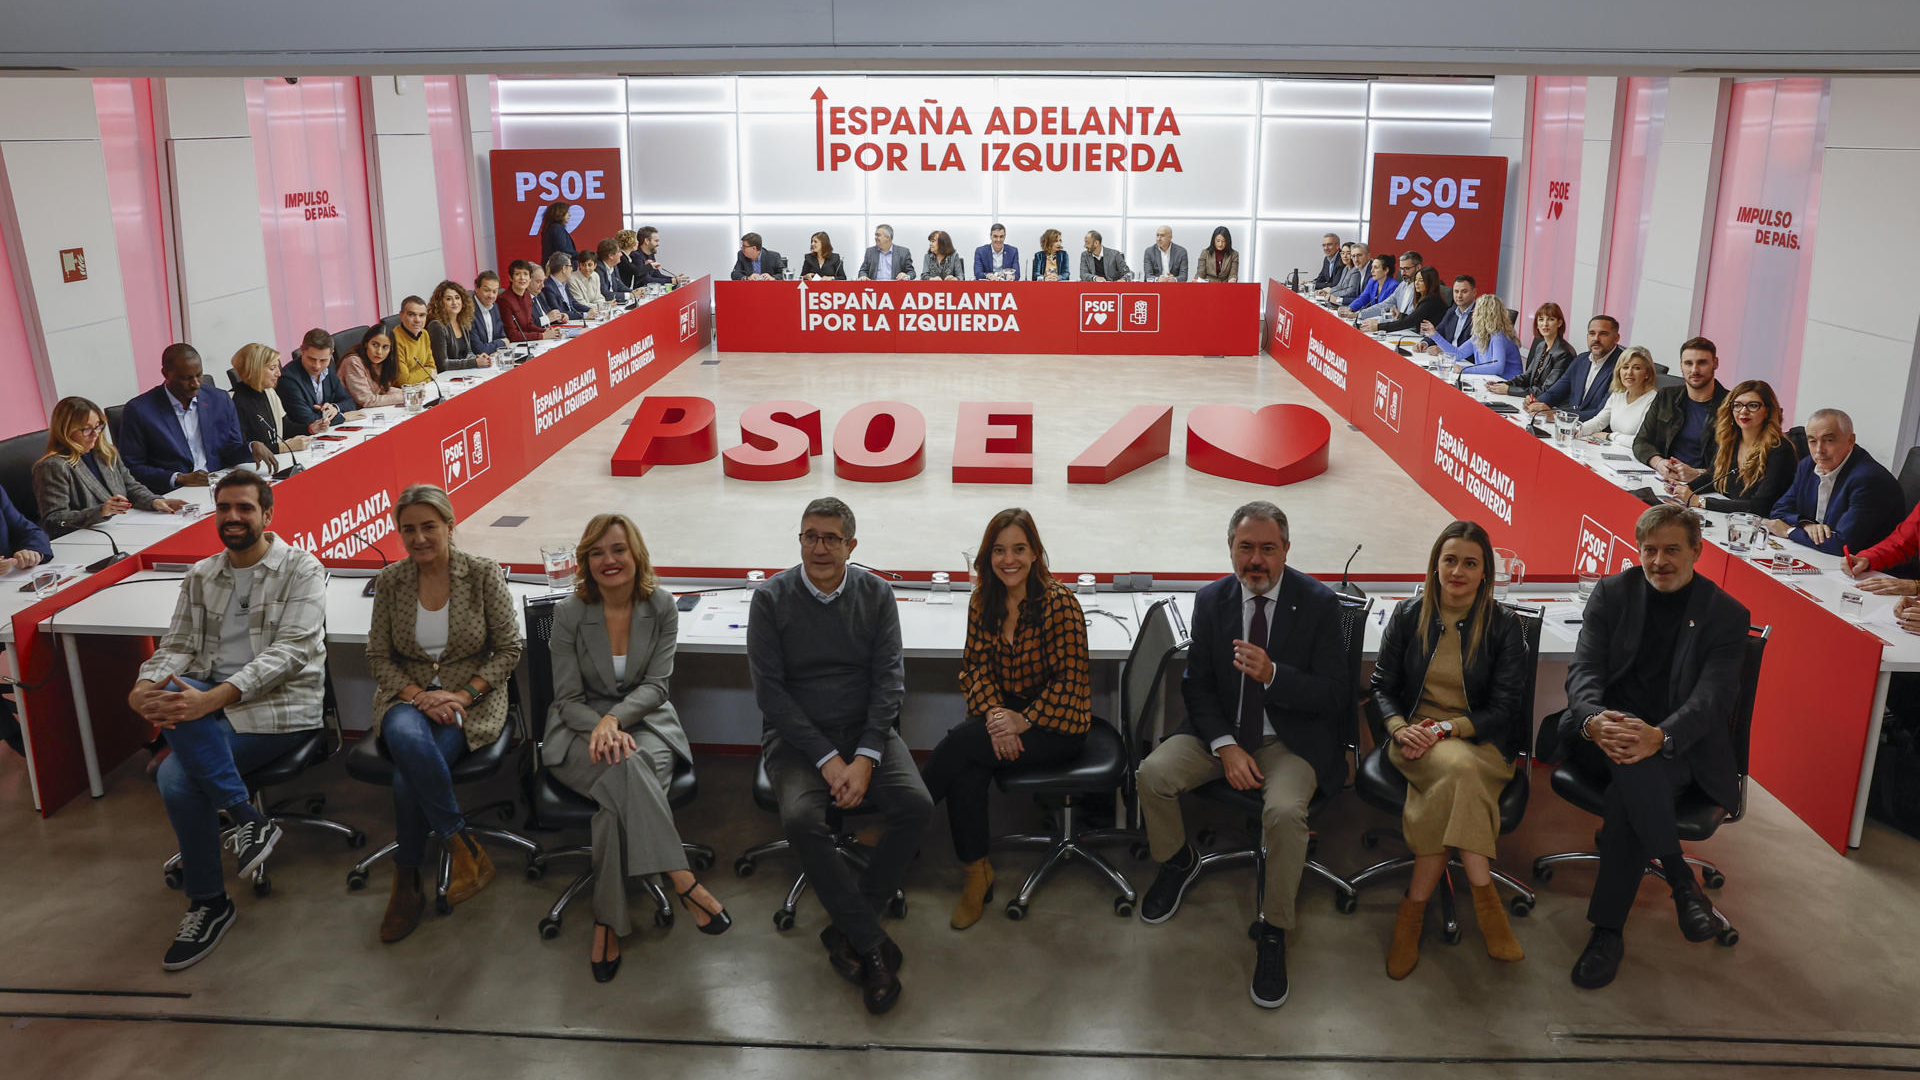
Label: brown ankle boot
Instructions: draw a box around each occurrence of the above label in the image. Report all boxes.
[445,832,495,906]
[1473,882,1524,961]
[1387,896,1426,979]
[380,866,424,943]
[950,858,995,930]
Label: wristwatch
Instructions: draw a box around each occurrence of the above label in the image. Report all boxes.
[1434,720,1455,738]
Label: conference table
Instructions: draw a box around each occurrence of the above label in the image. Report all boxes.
[1265,282,1916,851]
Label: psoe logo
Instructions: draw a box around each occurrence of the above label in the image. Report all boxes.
[1574,515,1634,577]
[1272,303,1293,350]
[679,301,700,343]
[1546,179,1572,221]
[1386,173,1481,244]
[515,168,606,237]
[1119,293,1159,333]
[1373,373,1403,433]
[1079,294,1118,332]
[441,419,492,493]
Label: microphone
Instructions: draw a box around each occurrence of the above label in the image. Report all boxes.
[421,377,447,409]
[849,560,903,581]
[258,414,303,480]
[360,534,391,597]
[1335,543,1366,599]
[81,524,130,574]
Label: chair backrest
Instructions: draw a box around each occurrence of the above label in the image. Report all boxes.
[1332,592,1371,762]
[380,312,403,332]
[1119,597,1191,761]
[331,325,370,363]
[1786,425,1809,462]
[0,428,48,523]
[520,593,567,744]
[1655,371,1683,391]
[1503,602,1545,759]
[105,404,125,443]
[1725,624,1772,823]
[1898,445,1920,513]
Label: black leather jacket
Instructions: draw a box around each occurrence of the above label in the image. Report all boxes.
[1369,597,1528,760]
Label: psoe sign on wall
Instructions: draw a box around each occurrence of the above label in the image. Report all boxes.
[488,148,625,272]
[1365,153,1509,294]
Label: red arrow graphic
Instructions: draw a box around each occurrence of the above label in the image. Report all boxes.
[812,87,828,172]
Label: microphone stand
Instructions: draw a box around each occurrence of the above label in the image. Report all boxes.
[849,560,903,581]
[361,532,392,597]
[81,524,131,574]
[258,414,304,480]
[1334,543,1365,599]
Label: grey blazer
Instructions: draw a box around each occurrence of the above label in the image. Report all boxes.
[1142,243,1189,281]
[1079,248,1131,282]
[859,245,916,280]
[32,452,164,536]
[924,252,965,280]
[542,589,690,768]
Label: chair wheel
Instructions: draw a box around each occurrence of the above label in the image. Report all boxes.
[538,918,561,940]
[1129,843,1150,862]
[1702,870,1726,889]
[1112,897,1133,918]
[1717,927,1739,947]
[346,870,369,891]
[1005,901,1027,920]
[1532,865,1553,882]
[653,907,674,929]
[252,873,272,898]
[733,858,755,878]
[525,863,545,882]
[772,909,796,931]
[1441,926,1463,945]
[1334,893,1358,914]
[347,831,368,850]
[887,893,908,919]
[434,894,451,915]
[689,850,715,872]
[306,795,326,814]
[163,867,183,890]
[1509,896,1534,917]
[1196,828,1216,847]
[1361,833,1379,850]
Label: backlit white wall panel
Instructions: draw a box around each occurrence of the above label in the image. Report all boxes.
[1629,77,1725,359]
[1127,116,1252,218]
[629,115,737,214]
[1259,118,1366,220]
[1264,80,1368,118]
[628,77,736,114]
[496,78,625,115]
[739,215,866,275]
[1489,74,1530,293]
[739,113,864,214]
[1124,218,1253,279]
[629,214,740,286]
[1254,220,1355,291]
[368,75,445,303]
[465,75,495,277]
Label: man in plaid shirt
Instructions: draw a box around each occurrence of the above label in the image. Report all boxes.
[128,470,328,971]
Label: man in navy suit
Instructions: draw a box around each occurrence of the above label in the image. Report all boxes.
[730,233,788,280]
[1528,315,1622,423]
[541,253,590,321]
[467,271,512,356]
[592,238,631,302]
[1767,408,1905,556]
[1135,501,1352,1010]
[276,328,361,439]
[121,344,267,490]
[1309,233,1343,290]
[972,224,1020,281]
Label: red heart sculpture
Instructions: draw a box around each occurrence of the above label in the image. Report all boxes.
[1185,404,1331,486]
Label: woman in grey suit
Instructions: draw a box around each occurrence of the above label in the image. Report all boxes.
[33,396,185,536]
[548,512,729,982]
[924,230,965,280]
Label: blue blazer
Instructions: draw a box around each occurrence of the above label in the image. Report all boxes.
[973,243,1021,280]
[275,364,357,438]
[0,487,51,560]
[119,384,251,492]
[594,263,630,300]
[1031,250,1071,280]
[1431,304,1474,349]
[1439,332,1523,379]
[1768,446,1906,556]
[467,303,511,355]
[1535,348,1619,421]
[540,278,588,320]
[1349,275,1394,312]
[539,219,577,263]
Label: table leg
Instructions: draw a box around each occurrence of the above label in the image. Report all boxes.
[8,646,40,812]
[61,635,104,798]
[1848,671,1892,849]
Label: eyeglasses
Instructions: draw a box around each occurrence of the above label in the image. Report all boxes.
[78,423,105,435]
[798,531,849,550]
[1729,401,1767,413]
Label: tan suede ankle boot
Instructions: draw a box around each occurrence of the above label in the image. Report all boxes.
[1387,896,1426,979]
[1473,882,1524,961]
[950,859,995,929]
[445,832,495,906]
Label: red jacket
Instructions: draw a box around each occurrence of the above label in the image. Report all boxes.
[497,287,543,342]
[1862,500,1920,571]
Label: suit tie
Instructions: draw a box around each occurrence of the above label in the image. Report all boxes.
[1237,595,1270,751]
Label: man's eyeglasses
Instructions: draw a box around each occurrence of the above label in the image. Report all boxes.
[798,531,849,550]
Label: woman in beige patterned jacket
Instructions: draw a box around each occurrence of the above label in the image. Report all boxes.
[367,483,523,943]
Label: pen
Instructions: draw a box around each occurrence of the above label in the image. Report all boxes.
[726,623,748,629]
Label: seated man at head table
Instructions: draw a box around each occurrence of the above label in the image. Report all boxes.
[730,232,787,281]
[857,224,916,281]
[1079,230,1132,282]
[1315,241,1366,305]
[387,296,440,388]
[119,343,277,491]
[630,226,689,288]
[541,254,592,323]
[746,497,933,1016]
[1419,274,1477,356]
[1544,504,1750,991]
[593,237,632,302]
[1348,250,1422,321]
[1135,501,1352,1010]
[568,249,609,309]
[972,223,1020,281]
[1635,338,1729,484]
[1525,315,1623,423]
[276,328,363,439]
[1309,232,1343,291]
[1142,225,1188,282]
[467,271,515,357]
[127,470,328,971]
[1763,407,1904,556]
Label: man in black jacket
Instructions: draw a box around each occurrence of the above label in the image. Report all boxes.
[1635,337,1729,483]
[1553,503,1749,990]
[1136,501,1351,1010]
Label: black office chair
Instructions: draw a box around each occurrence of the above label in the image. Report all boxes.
[733,757,909,931]
[1349,603,1544,942]
[988,598,1190,920]
[513,594,714,939]
[1654,372,1683,391]
[1897,445,1920,513]
[343,689,543,914]
[0,428,48,521]
[380,313,403,333]
[1190,592,1369,934]
[331,325,371,361]
[162,664,366,897]
[1530,625,1771,947]
[105,405,125,443]
[1787,425,1809,462]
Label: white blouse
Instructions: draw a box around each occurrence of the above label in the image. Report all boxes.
[416,600,449,662]
[610,652,628,684]
[1578,389,1657,447]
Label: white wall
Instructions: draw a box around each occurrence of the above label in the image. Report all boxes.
[159,77,277,375]
[0,78,139,410]
[366,75,446,306]
[1489,74,1527,292]
[1570,76,1618,321]
[1627,77,1727,358]
[466,75,495,276]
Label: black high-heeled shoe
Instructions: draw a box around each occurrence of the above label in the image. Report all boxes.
[678,883,732,936]
[591,923,622,983]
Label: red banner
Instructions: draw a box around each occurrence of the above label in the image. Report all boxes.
[1365,152,1509,295]
[715,280,1260,356]
[487,147,625,273]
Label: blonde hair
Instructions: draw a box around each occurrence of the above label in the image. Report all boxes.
[1610,346,1658,394]
[230,342,281,391]
[43,396,118,466]
[572,513,657,604]
[393,483,456,529]
[1470,295,1516,352]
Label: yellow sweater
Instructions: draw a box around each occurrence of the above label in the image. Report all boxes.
[390,325,436,386]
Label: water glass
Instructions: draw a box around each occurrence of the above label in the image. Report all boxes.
[928,571,953,604]
[1771,549,1794,573]
[1725,512,1758,553]
[1493,548,1524,600]
[30,567,61,598]
[962,549,978,587]
[741,568,765,603]
[1840,591,1865,620]
[1578,570,1601,599]
[403,384,426,414]
[1552,410,1578,447]
[541,545,577,591]
[1076,573,1097,597]
[371,411,389,427]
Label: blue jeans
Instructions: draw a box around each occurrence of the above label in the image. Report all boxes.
[381,704,469,867]
[157,679,305,900]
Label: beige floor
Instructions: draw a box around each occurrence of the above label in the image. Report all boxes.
[457,348,1455,577]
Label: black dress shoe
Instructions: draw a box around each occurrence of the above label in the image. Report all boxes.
[1570,926,1624,990]
[1674,889,1718,943]
[1139,847,1201,925]
[821,926,863,985]
[591,924,621,983]
[859,946,902,1015]
[677,883,732,936]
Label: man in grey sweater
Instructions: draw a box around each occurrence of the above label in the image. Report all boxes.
[748,497,932,1015]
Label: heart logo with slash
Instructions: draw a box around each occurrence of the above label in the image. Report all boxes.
[1420,212,1456,242]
